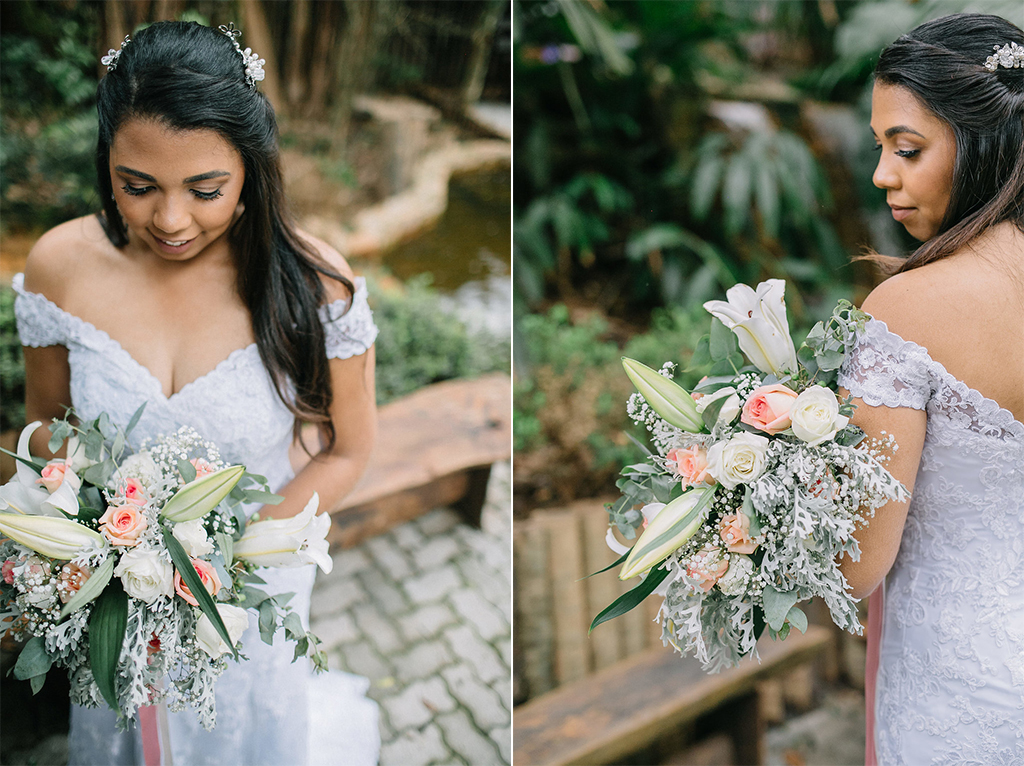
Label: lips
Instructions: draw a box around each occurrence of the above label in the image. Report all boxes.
[889,205,915,222]
[150,232,197,254]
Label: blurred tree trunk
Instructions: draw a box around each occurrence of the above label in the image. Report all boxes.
[330,0,398,150]
[304,2,339,120]
[461,0,506,105]
[238,0,284,113]
[285,0,312,111]
[151,0,184,22]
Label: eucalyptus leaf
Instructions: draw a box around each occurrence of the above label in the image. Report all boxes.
[258,600,277,645]
[241,489,285,505]
[282,611,304,639]
[701,395,728,431]
[83,459,116,487]
[762,584,799,632]
[13,636,52,682]
[686,335,711,372]
[709,318,733,362]
[215,532,234,566]
[178,459,197,484]
[786,606,808,634]
[59,555,114,620]
[124,402,146,438]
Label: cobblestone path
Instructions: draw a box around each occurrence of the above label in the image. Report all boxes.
[310,461,511,766]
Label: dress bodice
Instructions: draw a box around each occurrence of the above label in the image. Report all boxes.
[838,318,1024,765]
[12,271,378,495]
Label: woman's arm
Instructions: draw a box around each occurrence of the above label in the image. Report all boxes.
[836,395,925,598]
[259,346,377,520]
[837,275,930,598]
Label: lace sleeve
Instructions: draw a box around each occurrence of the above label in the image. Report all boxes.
[318,277,378,360]
[837,318,934,410]
[11,272,71,348]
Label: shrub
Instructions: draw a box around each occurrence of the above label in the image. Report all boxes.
[0,286,25,432]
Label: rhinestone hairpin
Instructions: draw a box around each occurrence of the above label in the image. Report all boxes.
[101,35,131,72]
[984,41,1024,72]
[219,23,265,89]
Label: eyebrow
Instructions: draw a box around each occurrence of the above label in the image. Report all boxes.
[114,166,231,184]
[875,125,926,140]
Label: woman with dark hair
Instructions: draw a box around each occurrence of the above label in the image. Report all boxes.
[835,12,1024,765]
[13,20,379,765]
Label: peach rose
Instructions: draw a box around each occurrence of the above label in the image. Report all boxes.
[190,458,216,479]
[719,512,758,555]
[666,446,715,488]
[37,460,73,494]
[98,503,148,546]
[119,478,147,506]
[740,383,798,434]
[57,562,91,604]
[2,560,14,585]
[174,558,222,606]
[685,545,730,592]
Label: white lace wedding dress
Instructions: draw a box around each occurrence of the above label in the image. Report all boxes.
[838,318,1024,765]
[13,272,381,766]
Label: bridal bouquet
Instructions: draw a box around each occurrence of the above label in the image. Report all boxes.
[592,280,908,671]
[0,406,331,729]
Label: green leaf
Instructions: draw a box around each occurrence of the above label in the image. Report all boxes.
[754,159,780,238]
[240,489,285,505]
[111,432,125,461]
[686,335,712,372]
[83,459,116,487]
[581,550,628,580]
[177,459,197,484]
[786,606,808,634]
[709,318,734,362]
[162,527,238,660]
[0,446,44,475]
[258,600,277,645]
[124,402,146,438]
[89,578,128,712]
[13,636,52,687]
[690,154,724,221]
[590,565,670,633]
[722,152,753,237]
[282,611,304,639]
[60,555,114,620]
[692,375,737,394]
[701,395,728,431]
[48,421,71,454]
[239,586,271,609]
[762,584,799,631]
[215,532,234,566]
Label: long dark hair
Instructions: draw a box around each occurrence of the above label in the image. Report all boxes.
[868,13,1024,274]
[95,21,352,448]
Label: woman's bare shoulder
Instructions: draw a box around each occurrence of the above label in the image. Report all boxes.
[295,229,357,304]
[23,216,113,305]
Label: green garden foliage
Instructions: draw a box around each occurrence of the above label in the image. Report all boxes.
[0,287,26,432]
[370,276,511,406]
[1,3,101,231]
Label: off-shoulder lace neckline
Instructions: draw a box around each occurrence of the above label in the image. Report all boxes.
[865,316,1024,438]
[12,272,360,402]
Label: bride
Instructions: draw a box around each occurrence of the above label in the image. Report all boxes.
[836,13,1024,765]
[13,21,380,765]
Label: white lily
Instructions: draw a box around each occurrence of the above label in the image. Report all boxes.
[233,493,333,573]
[620,486,717,580]
[622,358,703,432]
[0,422,80,518]
[703,279,798,376]
[0,511,106,560]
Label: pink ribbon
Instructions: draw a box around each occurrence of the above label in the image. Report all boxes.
[864,584,883,766]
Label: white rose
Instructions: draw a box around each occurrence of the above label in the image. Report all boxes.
[172,519,214,558]
[706,432,769,489]
[113,453,159,487]
[114,547,173,603]
[791,386,849,447]
[195,604,250,659]
[716,554,754,596]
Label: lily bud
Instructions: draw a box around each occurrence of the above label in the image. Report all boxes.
[622,358,703,432]
[233,492,332,573]
[703,279,797,376]
[160,465,245,522]
[620,486,716,580]
[0,511,106,560]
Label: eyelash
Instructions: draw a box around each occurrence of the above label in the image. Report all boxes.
[872,145,920,159]
[120,184,223,200]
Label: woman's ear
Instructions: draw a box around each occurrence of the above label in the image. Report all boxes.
[233,200,246,223]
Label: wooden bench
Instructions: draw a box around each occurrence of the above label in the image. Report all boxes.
[322,372,510,548]
[513,624,832,766]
